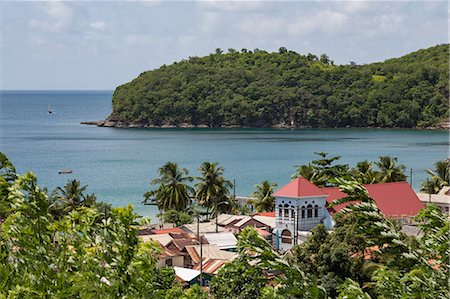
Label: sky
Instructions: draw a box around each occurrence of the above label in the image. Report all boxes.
[0,0,448,90]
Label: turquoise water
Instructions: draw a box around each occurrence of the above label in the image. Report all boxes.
[1,90,448,219]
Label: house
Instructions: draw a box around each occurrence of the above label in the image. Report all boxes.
[417,186,450,214]
[156,245,185,268]
[213,213,275,234]
[273,177,425,251]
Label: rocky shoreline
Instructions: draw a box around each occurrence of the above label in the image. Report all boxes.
[80,119,450,130]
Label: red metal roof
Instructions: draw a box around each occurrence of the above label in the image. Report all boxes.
[254,212,275,218]
[323,181,424,218]
[273,177,327,198]
[150,227,185,234]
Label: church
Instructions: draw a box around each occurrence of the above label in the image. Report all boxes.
[272,177,424,251]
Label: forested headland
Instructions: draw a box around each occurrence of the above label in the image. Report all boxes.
[103,44,449,129]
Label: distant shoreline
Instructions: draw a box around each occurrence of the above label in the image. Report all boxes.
[81,120,450,130]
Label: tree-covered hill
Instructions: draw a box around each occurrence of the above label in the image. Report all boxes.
[108,44,449,128]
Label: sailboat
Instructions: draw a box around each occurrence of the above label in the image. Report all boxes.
[48,100,54,114]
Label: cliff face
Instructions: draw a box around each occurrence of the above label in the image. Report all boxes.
[107,45,449,129]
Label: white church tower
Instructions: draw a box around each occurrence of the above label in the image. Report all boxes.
[272,177,333,251]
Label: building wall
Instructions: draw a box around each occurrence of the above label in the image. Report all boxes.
[157,256,184,268]
[274,195,333,251]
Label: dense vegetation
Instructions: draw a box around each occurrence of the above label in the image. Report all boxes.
[110,44,449,128]
[1,152,449,297]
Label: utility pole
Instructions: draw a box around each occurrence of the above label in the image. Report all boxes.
[296,205,299,245]
[410,168,413,186]
[215,196,219,233]
[200,234,203,286]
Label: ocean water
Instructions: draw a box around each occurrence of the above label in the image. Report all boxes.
[1,90,448,219]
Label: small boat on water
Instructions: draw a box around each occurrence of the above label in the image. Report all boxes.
[58,169,73,174]
[48,100,54,114]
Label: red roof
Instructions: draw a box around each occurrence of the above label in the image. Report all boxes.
[323,181,424,218]
[254,212,275,218]
[273,177,327,198]
[150,227,185,235]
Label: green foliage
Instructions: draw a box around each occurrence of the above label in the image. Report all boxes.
[421,159,450,194]
[2,152,449,297]
[195,162,233,216]
[162,209,193,226]
[110,44,448,128]
[0,171,179,297]
[251,180,277,212]
[293,153,407,187]
[144,162,194,211]
[293,152,349,186]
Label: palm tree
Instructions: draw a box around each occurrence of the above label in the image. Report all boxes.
[195,162,232,217]
[352,160,378,184]
[51,179,96,214]
[251,180,277,212]
[143,162,194,211]
[420,160,450,194]
[374,156,406,183]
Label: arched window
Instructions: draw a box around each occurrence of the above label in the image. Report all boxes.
[278,205,282,218]
[314,205,319,218]
[281,229,292,244]
[307,204,313,218]
[291,206,295,219]
[301,206,305,218]
[284,204,289,219]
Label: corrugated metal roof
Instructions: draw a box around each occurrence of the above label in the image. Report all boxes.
[150,227,185,234]
[203,232,237,250]
[182,222,225,234]
[253,215,276,228]
[417,193,450,205]
[173,266,201,282]
[185,244,237,263]
[323,182,424,217]
[139,234,173,246]
[193,258,229,274]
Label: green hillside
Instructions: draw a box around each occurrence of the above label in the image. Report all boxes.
[109,44,449,128]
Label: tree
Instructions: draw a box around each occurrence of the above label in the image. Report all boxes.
[293,152,349,186]
[251,180,277,212]
[51,179,98,215]
[351,160,378,184]
[143,162,194,211]
[278,47,288,54]
[162,209,193,227]
[374,156,406,182]
[195,162,232,216]
[0,170,180,297]
[320,54,330,64]
[0,152,17,219]
[421,160,450,194]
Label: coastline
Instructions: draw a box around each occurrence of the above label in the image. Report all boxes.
[80,119,450,130]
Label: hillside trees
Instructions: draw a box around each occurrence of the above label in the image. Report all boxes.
[110,44,449,128]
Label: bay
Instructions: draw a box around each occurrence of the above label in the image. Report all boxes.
[1,90,448,219]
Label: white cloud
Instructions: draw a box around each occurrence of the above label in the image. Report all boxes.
[90,21,106,30]
[198,0,266,12]
[237,16,284,37]
[200,11,222,34]
[28,1,73,33]
[288,10,349,37]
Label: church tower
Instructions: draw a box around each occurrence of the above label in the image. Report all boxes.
[273,177,333,251]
